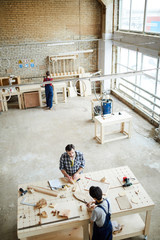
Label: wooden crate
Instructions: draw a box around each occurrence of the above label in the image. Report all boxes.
[23,91,40,108]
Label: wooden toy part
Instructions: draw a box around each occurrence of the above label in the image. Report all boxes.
[100,177,106,182]
[58,209,71,218]
[49,203,56,208]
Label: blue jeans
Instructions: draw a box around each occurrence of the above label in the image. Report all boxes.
[45,85,53,108]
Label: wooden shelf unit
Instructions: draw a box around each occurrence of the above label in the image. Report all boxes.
[0,76,20,86]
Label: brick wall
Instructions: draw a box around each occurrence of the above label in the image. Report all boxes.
[0,0,102,79]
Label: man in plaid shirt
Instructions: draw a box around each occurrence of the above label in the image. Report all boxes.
[59,144,85,183]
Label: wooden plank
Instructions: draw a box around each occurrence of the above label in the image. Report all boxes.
[27,185,58,197]
[116,195,132,210]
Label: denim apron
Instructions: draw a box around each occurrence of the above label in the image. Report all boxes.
[92,200,113,240]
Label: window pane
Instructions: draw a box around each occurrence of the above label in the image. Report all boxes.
[128,50,137,70]
[155,62,160,114]
[142,55,157,78]
[130,0,145,31]
[145,0,160,33]
[119,0,131,30]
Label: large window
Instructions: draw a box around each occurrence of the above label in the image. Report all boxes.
[114,46,160,122]
[119,0,160,34]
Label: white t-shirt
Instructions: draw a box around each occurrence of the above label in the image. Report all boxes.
[91,199,111,227]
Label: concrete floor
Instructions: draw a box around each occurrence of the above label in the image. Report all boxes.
[0,94,160,240]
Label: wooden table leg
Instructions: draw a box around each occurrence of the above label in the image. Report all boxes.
[95,122,97,139]
[54,88,58,104]
[63,87,67,103]
[18,94,22,109]
[100,125,104,144]
[144,210,152,237]
[90,222,93,240]
[38,90,43,107]
[128,120,131,138]
[82,223,90,240]
[120,122,124,133]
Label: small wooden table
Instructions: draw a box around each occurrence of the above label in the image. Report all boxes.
[94,111,132,144]
[17,166,154,240]
[52,82,67,104]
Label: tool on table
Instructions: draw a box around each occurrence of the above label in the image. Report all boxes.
[122,177,132,187]
[20,196,36,207]
[19,188,28,196]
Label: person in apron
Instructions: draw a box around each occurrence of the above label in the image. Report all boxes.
[43,71,54,110]
[87,186,113,240]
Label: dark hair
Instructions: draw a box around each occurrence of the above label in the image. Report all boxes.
[65,144,75,152]
[89,186,102,200]
[46,71,50,76]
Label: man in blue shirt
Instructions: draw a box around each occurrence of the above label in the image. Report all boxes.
[59,144,85,183]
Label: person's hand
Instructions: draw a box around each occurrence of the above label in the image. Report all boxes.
[73,173,81,181]
[86,201,95,209]
[67,175,74,184]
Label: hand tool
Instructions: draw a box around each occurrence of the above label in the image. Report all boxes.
[20,196,36,207]
[122,177,132,187]
[19,188,28,196]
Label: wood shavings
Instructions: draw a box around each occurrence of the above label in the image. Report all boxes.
[51,210,57,216]
[80,205,83,211]
[35,198,47,209]
[37,211,48,218]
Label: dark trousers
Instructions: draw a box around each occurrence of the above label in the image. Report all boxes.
[45,85,53,108]
[92,213,112,240]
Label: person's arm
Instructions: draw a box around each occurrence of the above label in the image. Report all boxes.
[61,169,74,184]
[72,167,83,180]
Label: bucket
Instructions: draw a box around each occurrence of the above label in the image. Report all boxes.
[102,99,112,115]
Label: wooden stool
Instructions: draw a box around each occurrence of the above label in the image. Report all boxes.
[53,82,67,104]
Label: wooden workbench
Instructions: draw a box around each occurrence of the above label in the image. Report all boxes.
[17,166,154,240]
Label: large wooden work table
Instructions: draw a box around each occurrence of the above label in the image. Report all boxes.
[17,166,154,240]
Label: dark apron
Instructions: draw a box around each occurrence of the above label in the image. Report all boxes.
[92,200,113,240]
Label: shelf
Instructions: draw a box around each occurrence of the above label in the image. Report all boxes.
[112,214,145,240]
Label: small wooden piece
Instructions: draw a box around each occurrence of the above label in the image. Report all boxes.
[100,177,106,182]
[118,191,126,197]
[49,203,55,208]
[58,209,71,218]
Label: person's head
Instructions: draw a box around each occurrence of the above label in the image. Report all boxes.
[65,144,75,158]
[89,186,102,201]
[46,71,50,76]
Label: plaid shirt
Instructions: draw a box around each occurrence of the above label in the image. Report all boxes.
[59,151,85,176]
